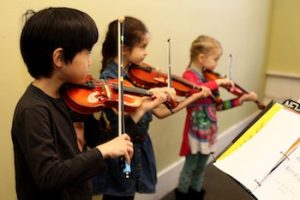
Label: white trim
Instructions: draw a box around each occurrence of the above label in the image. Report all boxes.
[135,112,258,200]
[264,71,300,103]
[266,70,300,79]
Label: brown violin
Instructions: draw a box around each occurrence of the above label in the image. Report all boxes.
[203,69,265,109]
[63,75,153,114]
[128,64,203,96]
[127,64,224,105]
[63,75,177,114]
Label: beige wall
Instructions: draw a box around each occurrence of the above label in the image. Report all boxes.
[0,0,271,199]
[266,0,300,75]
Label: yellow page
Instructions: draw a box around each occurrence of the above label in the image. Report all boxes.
[217,103,282,161]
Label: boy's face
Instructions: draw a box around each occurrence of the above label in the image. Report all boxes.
[202,48,222,71]
[63,50,92,84]
[126,33,149,66]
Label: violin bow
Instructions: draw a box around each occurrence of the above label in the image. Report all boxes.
[227,54,265,109]
[165,38,178,110]
[118,16,131,178]
[228,54,233,80]
[167,38,172,88]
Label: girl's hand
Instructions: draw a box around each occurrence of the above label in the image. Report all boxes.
[150,87,176,100]
[216,78,235,89]
[145,87,176,109]
[239,91,258,104]
[129,88,172,122]
[140,91,167,112]
[97,134,133,164]
[192,86,212,99]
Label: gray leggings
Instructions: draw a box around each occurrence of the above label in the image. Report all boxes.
[177,153,210,193]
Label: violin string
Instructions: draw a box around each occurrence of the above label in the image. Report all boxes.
[90,78,151,96]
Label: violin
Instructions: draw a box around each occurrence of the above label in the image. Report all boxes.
[63,75,177,114]
[128,64,202,96]
[127,64,224,106]
[63,75,152,114]
[203,69,265,109]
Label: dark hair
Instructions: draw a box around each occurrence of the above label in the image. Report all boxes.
[101,16,148,73]
[20,7,98,78]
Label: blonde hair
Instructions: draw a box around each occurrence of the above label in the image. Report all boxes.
[190,35,222,63]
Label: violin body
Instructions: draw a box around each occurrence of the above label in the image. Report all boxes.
[63,76,148,114]
[128,64,201,96]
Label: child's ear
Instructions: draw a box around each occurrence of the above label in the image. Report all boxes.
[197,53,206,63]
[52,48,65,68]
[123,46,131,56]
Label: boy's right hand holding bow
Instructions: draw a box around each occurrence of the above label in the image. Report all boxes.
[97,134,133,164]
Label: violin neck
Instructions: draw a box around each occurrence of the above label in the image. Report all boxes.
[171,74,197,88]
[233,83,248,94]
[112,83,152,96]
[230,84,266,110]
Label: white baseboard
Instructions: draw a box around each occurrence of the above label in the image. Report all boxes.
[265,71,300,103]
[135,112,258,200]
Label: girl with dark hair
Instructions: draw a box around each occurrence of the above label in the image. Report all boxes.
[93,16,211,200]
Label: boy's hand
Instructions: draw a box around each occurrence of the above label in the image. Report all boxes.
[97,134,133,164]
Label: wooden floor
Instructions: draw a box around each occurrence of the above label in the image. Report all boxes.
[161,163,256,200]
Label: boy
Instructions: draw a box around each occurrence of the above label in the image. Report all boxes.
[11,7,136,200]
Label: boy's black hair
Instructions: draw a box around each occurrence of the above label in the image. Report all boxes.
[20,7,98,78]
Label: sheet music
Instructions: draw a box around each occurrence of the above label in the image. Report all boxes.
[254,146,300,200]
[217,103,281,161]
[214,103,300,199]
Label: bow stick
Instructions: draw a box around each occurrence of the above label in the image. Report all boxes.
[228,54,233,80]
[118,16,131,178]
[167,38,172,88]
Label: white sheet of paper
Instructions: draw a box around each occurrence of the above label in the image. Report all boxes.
[214,106,300,199]
[254,146,300,200]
